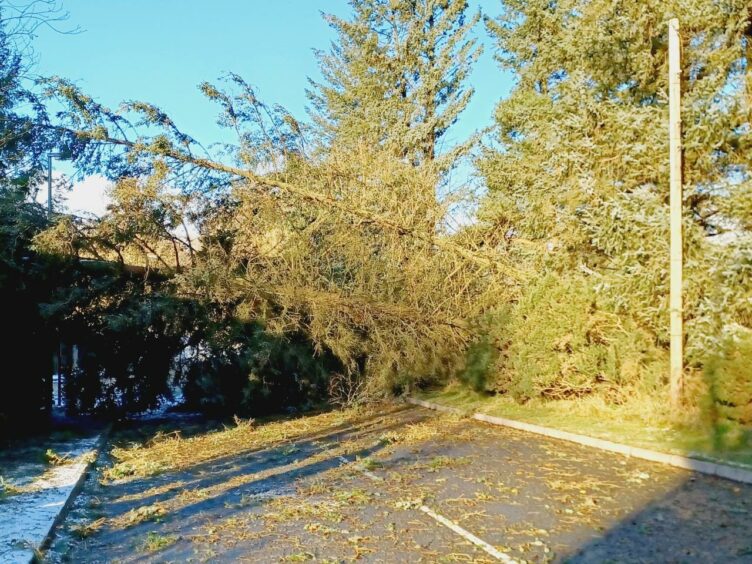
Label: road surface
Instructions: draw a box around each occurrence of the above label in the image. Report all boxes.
[46,404,752,563]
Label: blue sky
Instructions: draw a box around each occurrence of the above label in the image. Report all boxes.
[31,0,514,214]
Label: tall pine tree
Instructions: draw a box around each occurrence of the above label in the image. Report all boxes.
[478,0,752,413]
[309,0,481,173]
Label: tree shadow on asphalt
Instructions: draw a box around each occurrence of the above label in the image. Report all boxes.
[564,472,752,563]
[51,404,430,562]
[48,404,752,563]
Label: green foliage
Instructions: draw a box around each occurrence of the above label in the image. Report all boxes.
[458,332,499,393]
[703,327,752,449]
[43,448,71,466]
[488,275,665,401]
[183,322,339,416]
[310,0,481,172]
[690,236,752,359]
[0,182,58,437]
[0,16,53,189]
[32,0,498,417]
[9,0,749,433]
[0,476,21,499]
[140,532,178,553]
[0,12,61,435]
[477,0,752,419]
[24,238,195,415]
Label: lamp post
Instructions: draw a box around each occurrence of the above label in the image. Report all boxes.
[668,19,683,407]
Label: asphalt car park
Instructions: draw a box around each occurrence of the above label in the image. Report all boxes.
[47,405,752,563]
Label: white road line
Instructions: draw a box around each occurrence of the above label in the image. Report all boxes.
[419,505,517,563]
[338,454,516,563]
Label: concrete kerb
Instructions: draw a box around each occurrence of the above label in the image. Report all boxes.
[34,426,111,562]
[406,397,752,486]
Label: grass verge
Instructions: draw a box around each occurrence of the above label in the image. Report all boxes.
[416,385,752,468]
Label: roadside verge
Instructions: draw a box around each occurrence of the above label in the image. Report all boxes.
[0,429,109,564]
[36,428,110,560]
[407,397,752,485]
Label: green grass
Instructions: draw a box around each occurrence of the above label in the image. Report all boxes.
[71,518,106,539]
[0,476,21,499]
[42,448,71,466]
[140,532,178,552]
[334,488,372,505]
[416,385,752,468]
[426,455,470,472]
[282,552,315,562]
[359,457,383,471]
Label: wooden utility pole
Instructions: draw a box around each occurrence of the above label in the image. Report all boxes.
[668,18,683,406]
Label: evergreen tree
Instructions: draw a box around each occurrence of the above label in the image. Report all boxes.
[0,9,59,435]
[478,0,752,413]
[309,0,482,173]
[0,9,53,192]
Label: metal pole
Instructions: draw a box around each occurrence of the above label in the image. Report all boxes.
[47,152,53,215]
[57,343,63,407]
[668,18,683,406]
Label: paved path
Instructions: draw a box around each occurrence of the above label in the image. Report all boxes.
[46,406,752,563]
[0,434,100,563]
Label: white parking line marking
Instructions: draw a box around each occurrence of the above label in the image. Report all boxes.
[419,505,517,563]
[338,454,516,562]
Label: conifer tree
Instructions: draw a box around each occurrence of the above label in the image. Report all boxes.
[0,8,61,433]
[478,0,752,406]
[309,0,482,173]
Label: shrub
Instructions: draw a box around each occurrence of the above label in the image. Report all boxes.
[703,327,752,449]
[490,274,664,402]
[458,332,501,393]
